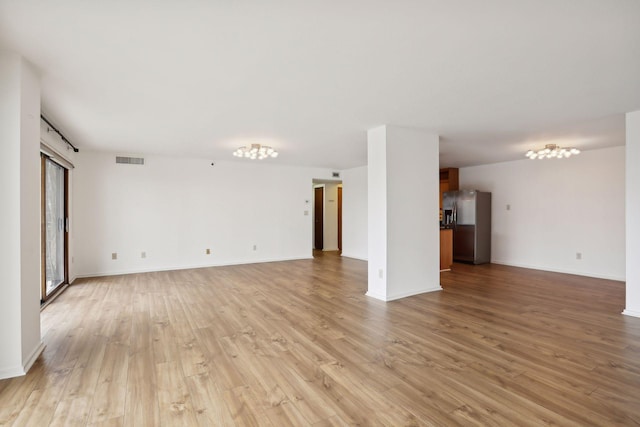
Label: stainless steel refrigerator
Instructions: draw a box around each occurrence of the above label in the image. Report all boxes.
[442,190,491,264]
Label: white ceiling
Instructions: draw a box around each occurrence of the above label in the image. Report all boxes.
[1,1,639,169]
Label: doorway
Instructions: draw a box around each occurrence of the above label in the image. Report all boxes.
[338,186,342,252]
[312,180,342,255]
[41,154,69,303]
[314,186,324,250]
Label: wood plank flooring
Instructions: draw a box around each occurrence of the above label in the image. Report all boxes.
[1,252,640,426]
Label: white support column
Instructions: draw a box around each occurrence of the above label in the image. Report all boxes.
[0,52,43,379]
[624,111,640,317]
[367,125,441,301]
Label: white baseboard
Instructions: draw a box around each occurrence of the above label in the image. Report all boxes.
[622,309,640,318]
[386,286,442,302]
[75,255,314,279]
[365,290,387,301]
[490,260,625,282]
[23,341,45,373]
[0,364,25,380]
[366,286,442,302]
[340,253,368,262]
[0,340,44,380]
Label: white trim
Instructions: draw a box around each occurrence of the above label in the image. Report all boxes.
[365,290,387,301]
[491,260,625,282]
[340,253,368,262]
[40,141,74,169]
[622,309,640,318]
[0,365,25,380]
[385,286,442,302]
[75,255,314,279]
[366,286,442,302]
[0,340,44,380]
[23,341,45,373]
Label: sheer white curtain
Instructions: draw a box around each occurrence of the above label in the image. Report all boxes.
[45,159,65,294]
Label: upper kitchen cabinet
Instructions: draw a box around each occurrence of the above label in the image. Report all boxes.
[439,168,459,212]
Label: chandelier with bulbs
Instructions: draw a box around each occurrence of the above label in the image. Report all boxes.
[526,144,580,160]
[232,144,279,160]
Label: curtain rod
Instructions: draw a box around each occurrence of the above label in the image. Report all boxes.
[41,115,79,153]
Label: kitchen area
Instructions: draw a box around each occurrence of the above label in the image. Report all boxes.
[439,168,491,271]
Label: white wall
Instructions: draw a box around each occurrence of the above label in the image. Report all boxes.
[385,127,440,300]
[625,111,640,317]
[367,125,440,301]
[460,146,625,281]
[367,127,388,299]
[0,52,23,378]
[19,57,42,368]
[341,166,367,260]
[74,151,336,276]
[0,53,43,379]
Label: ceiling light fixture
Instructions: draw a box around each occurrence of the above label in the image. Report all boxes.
[232,144,279,160]
[525,144,580,160]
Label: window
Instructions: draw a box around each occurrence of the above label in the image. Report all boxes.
[41,154,68,302]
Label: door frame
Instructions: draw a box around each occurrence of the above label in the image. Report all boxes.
[41,153,69,303]
[313,185,324,250]
[338,186,342,252]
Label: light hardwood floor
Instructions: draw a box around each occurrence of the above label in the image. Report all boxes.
[1,253,640,426]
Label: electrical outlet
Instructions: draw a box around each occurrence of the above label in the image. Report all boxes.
[378,269,384,279]
[304,210,309,216]
[506,204,511,211]
[206,248,211,255]
[253,245,257,251]
[141,251,146,259]
[576,252,582,260]
[111,252,117,260]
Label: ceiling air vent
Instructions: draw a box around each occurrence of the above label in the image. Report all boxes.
[116,156,144,165]
[332,171,340,178]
